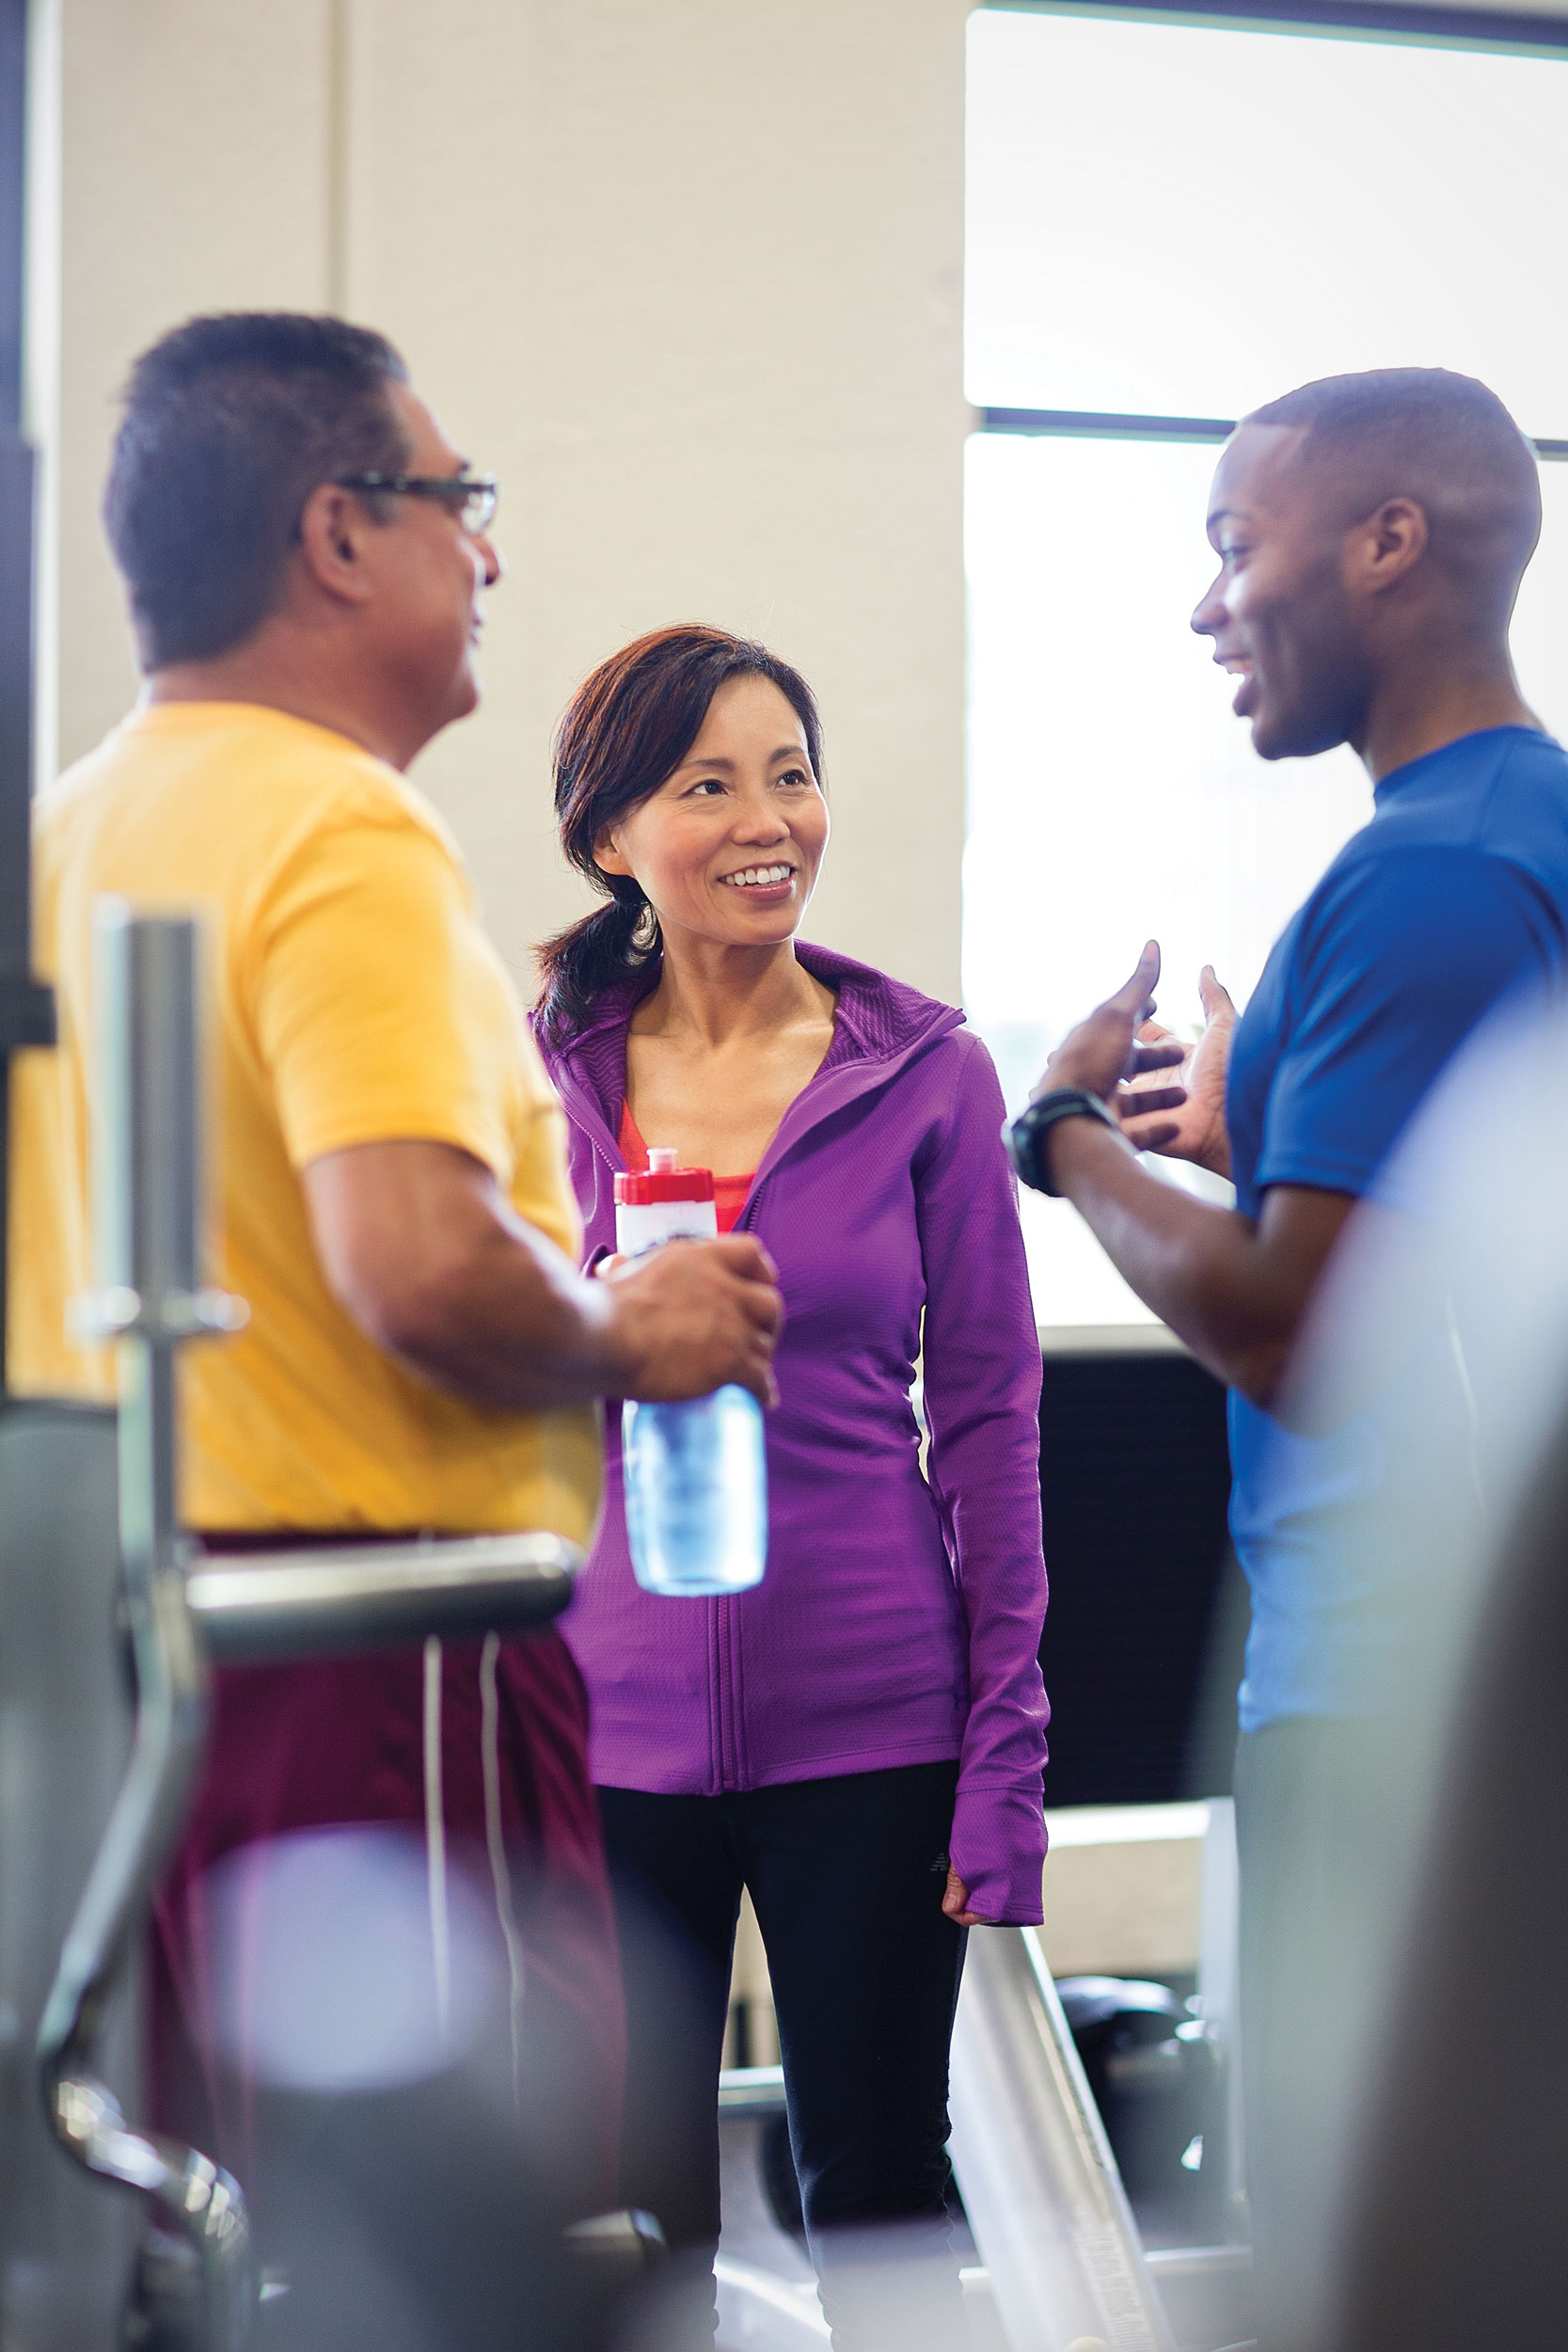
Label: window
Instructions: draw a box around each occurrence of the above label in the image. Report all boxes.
[965,3,1568,1326]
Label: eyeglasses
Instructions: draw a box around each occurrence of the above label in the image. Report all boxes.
[335,471,499,537]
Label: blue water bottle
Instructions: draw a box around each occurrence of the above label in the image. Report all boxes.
[615,1150,768,1597]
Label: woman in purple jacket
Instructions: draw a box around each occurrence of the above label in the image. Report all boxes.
[534,625,1047,2345]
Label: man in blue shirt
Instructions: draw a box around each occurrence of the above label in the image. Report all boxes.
[1006,367,1568,2345]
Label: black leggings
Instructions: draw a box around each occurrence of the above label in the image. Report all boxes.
[597,1761,969,2340]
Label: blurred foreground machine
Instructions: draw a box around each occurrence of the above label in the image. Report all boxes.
[0,909,594,2350]
[1255,1002,1568,2351]
[1329,1392,1568,2351]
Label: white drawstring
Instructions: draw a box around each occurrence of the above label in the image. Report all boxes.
[422,1636,451,2048]
[480,1631,527,2109]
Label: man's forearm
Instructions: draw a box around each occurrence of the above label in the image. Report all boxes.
[1046,1120,1301,1404]
[355,1209,627,1413]
[305,1137,781,1416]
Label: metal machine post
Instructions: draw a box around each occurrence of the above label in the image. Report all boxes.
[947,1925,1178,2352]
[35,907,256,2348]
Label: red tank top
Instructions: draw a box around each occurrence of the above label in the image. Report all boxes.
[618,1103,752,1234]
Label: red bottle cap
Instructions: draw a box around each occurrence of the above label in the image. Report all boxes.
[614,1146,715,1206]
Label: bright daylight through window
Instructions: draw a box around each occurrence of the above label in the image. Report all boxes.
[965,4,1568,1325]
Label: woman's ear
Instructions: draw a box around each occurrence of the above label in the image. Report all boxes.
[592,821,633,879]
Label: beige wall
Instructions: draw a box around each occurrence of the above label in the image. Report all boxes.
[32,0,973,1003]
[37,0,338,784]
[27,0,1560,999]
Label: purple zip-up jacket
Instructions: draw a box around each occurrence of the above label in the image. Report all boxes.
[539,942,1050,1923]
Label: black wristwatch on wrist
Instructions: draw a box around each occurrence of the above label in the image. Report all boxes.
[1004,1088,1120,1197]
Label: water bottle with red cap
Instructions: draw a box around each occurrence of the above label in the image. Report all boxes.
[613,1148,768,1596]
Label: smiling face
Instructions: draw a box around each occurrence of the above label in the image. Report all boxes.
[1191,421,1376,762]
[593,672,829,949]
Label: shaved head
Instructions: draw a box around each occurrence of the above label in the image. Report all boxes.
[1244,368,1541,626]
[1194,366,1544,768]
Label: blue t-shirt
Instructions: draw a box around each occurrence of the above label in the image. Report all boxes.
[1227,725,1568,1730]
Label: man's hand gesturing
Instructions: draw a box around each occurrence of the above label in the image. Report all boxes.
[1119,963,1237,1176]
[1035,941,1188,1124]
[603,1235,784,1408]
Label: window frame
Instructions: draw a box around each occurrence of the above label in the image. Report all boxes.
[981,0,1568,67]
[974,0,1568,460]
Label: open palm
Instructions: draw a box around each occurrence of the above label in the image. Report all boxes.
[1118,965,1236,1179]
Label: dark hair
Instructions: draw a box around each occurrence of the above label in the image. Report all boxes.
[1245,367,1541,609]
[103,311,411,669]
[1249,366,1536,484]
[536,625,824,1045]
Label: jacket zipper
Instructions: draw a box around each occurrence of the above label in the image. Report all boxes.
[714,1592,735,1791]
[553,981,963,1801]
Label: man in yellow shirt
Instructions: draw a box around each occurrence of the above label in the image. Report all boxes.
[8,312,781,2337]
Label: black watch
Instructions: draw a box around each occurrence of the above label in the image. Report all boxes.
[1005,1088,1120,1197]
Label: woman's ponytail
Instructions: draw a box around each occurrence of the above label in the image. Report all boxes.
[534,882,657,1047]
[534,624,824,1047]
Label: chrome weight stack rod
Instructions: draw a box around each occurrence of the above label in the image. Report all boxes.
[35,905,254,2350]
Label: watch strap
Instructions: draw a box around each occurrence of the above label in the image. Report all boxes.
[1006,1088,1119,1197]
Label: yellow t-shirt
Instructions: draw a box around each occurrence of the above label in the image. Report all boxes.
[8,701,603,1542]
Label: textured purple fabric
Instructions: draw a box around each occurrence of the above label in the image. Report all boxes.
[538,944,1050,1924]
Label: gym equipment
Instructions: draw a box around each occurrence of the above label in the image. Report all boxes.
[714,1809,1255,2352]
[1053,1978,1217,2222]
[0,1399,135,2352]
[947,1926,1178,2352]
[27,907,582,2350]
[37,910,257,2344]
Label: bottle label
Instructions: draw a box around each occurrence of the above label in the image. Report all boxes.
[615,1195,720,1256]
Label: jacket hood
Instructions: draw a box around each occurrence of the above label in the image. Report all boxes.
[537,942,970,1195]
